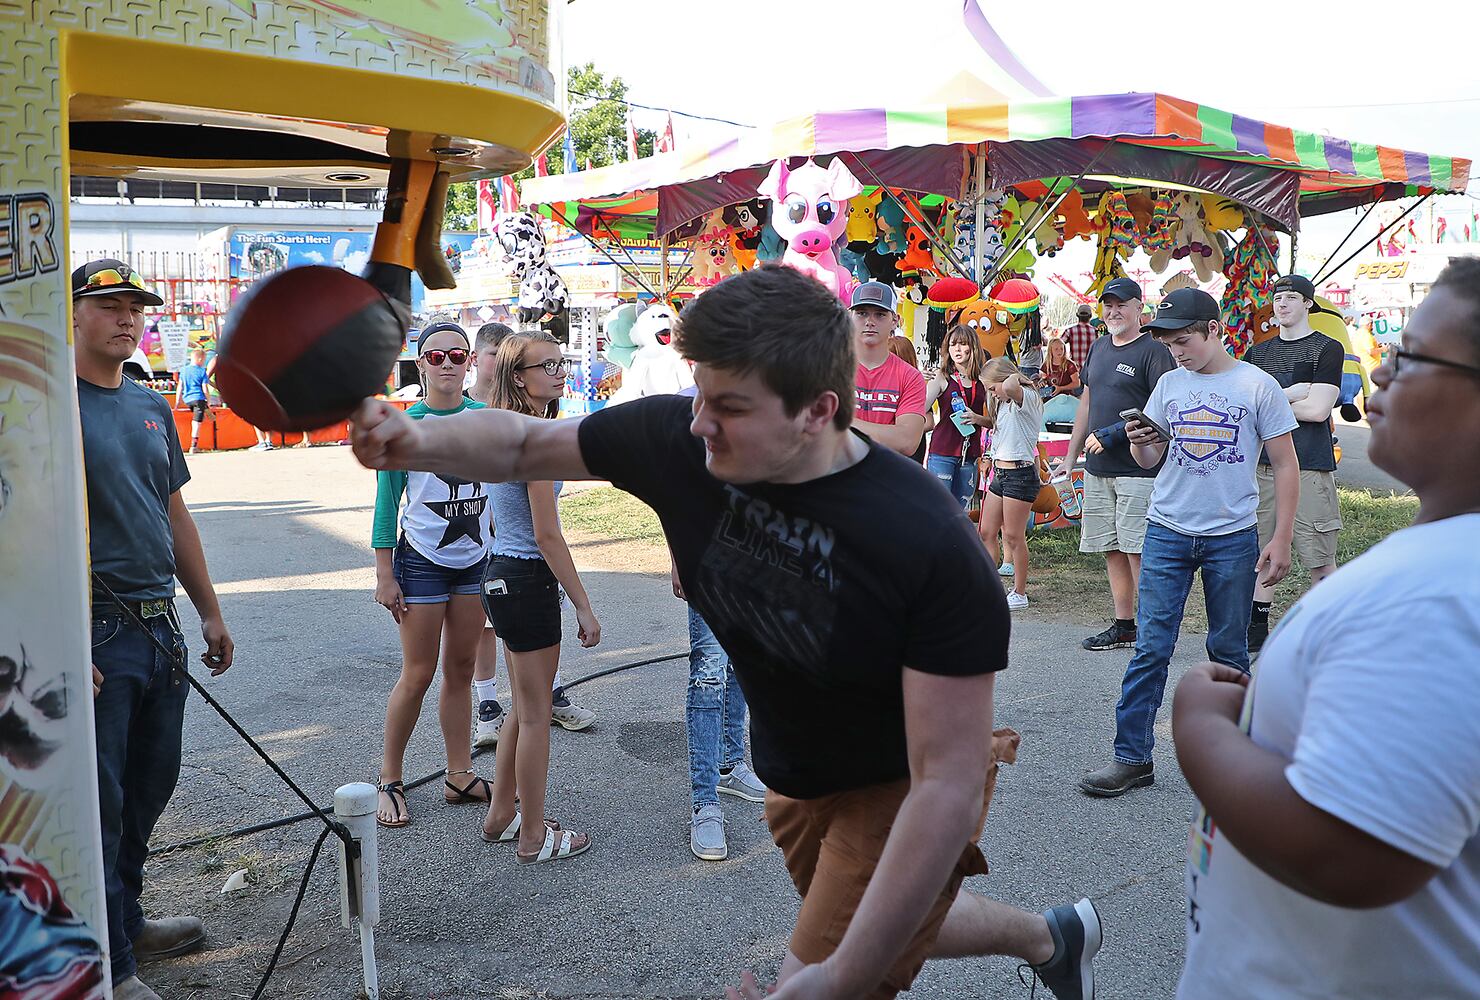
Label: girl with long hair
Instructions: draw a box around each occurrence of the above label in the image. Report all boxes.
[371,323,493,827]
[978,356,1044,611]
[478,331,601,863]
[924,326,993,507]
[1040,336,1082,400]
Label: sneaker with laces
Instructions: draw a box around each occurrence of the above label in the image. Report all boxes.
[717,763,767,802]
[1025,897,1102,1000]
[550,688,595,731]
[690,803,727,861]
[1081,622,1136,651]
[1005,591,1029,611]
[474,699,504,748]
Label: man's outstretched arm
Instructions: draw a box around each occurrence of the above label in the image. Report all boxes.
[350,398,594,484]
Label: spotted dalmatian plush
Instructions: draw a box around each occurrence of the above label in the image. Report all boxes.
[495,211,569,323]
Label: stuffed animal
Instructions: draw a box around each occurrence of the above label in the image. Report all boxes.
[1169,192,1225,282]
[723,198,769,270]
[1144,191,1181,272]
[1097,191,1140,255]
[757,221,787,263]
[1124,191,1155,239]
[1201,195,1245,233]
[837,243,871,283]
[898,225,939,279]
[1222,223,1277,354]
[875,195,910,253]
[862,244,905,285]
[690,210,738,286]
[495,211,568,324]
[955,299,1016,360]
[1029,205,1065,257]
[756,157,862,302]
[846,189,884,248]
[601,303,640,370]
[1057,190,1095,242]
[608,302,692,404]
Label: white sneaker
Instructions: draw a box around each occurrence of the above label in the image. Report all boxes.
[717,762,767,802]
[999,563,1015,576]
[551,689,595,731]
[474,699,504,748]
[1006,591,1030,611]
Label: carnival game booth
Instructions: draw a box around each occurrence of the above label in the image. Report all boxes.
[0,1,565,992]
[521,93,1469,528]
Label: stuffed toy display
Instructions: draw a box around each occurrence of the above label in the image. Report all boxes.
[863,244,906,285]
[495,211,569,325]
[1201,195,1246,233]
[606,301,691,404]
[875,196,910,253]
[1144,191,1181,271]
[1168,192,1225,282]
[757,156,863,302]
[954,299,1016,360]
[846,189,884,247]
[1221,223,1277,355]
[1058,190,1095,242]
[690,210,739,286]
[722,198,769,271]
[898,225,940,280]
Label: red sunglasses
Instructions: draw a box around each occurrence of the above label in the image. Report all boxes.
[422,348,469,367]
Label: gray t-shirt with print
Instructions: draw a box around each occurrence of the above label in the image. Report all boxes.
[1145,361,1297,537]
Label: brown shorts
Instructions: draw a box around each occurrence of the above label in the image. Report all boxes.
[765,729,1021,999]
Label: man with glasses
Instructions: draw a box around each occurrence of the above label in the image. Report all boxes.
[73,260,236,1000]
[1054,278,1177,652]
[1172,257,1480,999]
[1241,274,1345,653]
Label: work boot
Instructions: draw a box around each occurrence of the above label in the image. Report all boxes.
[1078,761,1154,798]
[114,976,162,1000]
[132,914,206,962]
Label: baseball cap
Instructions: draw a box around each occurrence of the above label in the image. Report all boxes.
[850,281,899,312]
[1076,303,1093,318]
[1098,277,1143,303]
[1141,288,1221,332]
[1270,274,1316,301]
[71,259,164,306]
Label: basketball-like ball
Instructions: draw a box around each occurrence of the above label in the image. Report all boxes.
[215,266,406,431]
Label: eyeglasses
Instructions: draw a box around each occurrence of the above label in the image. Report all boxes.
[1390,349,1480,380]
[518,358,571,376]
[421,349,469,367]
[81,266,150,293]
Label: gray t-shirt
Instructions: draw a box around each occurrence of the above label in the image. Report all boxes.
[489,480,562,560]
[1145,362,1298,537]
[78,376,190,603]
[1080,333,1178,478]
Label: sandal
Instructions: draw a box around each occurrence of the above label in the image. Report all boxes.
[444,768,492,804]
[481,810,561,844]
[517,825,591,865]
[376,781,409,828]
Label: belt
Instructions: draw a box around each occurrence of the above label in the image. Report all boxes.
[993,460,1032,469]
[98,597,172,620]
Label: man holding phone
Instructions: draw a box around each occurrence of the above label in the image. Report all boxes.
[1079,288,1299,797]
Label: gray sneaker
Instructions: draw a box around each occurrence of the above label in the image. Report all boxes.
[550,688,595,731]
[114,977,162,1000]
[132,914,206,962]
[717,762,767,802]
[690,803,727,861]
[474,699,504,748]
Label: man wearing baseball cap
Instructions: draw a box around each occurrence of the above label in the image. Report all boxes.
[1079,288,1298,797]
[1054,277,1177,653]
[73,259,236,1000]
[849,281,928,457]
[1241,274,1345,653]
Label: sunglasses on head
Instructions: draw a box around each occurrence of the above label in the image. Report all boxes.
[83,266,149,293]
[422,348,470,367]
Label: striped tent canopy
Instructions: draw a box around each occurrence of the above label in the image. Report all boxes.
[523,92,1471,239]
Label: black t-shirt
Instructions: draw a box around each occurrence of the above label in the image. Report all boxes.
[578,395,1009,799]
[1080,333,1178,478]
[1241,332,1343,471]
[77,377,190,603]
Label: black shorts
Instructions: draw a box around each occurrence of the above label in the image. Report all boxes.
[481,555,561,652]
[187,399,209,422]
[989,464,1041,504]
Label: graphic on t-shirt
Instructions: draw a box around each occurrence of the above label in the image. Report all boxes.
[1164,392,1248,476]
[856,387,903,419]
[696,484,838,674]
[422,473,489,549]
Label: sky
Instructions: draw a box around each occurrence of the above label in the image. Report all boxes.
[562,0,1480,280]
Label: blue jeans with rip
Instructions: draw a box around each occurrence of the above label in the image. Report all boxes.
[688,607,748,810]
[925,453,977,508]
[1114,522,1258,766]
[91,606,188,984]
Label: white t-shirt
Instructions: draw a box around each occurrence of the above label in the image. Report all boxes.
[1145,361,1296,537]
[1179,513,1480,1000]
[987,389,1043,463]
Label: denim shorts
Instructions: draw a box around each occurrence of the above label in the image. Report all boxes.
[482,555,562,652]
[989,464,1041,503]
[391,538,486,604]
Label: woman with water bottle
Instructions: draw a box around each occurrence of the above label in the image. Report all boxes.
[924,326,993,508]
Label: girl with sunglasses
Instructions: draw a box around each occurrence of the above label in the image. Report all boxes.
[370,323,494,827]
[479,332,601,863]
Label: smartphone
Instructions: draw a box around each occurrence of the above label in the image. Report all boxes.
[484,578,508,597]
[1119,407,1171,441]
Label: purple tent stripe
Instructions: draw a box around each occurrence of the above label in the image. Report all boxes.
[1403,151,1431,187]
[1071,93,1156,138]
[961,0,1053,97]
[814,109,888,153]
[1230,115,1268,156]
[1324,137,1355,176]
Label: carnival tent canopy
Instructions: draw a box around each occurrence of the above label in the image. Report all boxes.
[522,92,1472,239]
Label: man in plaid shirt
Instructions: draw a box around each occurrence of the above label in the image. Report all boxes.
[1062,304,1098,364]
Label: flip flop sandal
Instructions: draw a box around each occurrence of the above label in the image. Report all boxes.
[517,825,591,865]
[481,811,561,844]
[376,781,409,828]
[444,768,493,804]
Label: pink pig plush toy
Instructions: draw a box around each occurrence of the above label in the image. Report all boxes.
[756,157,862,302]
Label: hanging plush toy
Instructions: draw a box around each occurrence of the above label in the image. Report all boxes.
[601,303,641,370]
[875,196,910,253]
[846,189,884,248]
[756,156,862,302]
[690,209,739,287]
[1201,195,1246,233]
[898,225,939,279]
[723,198,769,271]
[1057,190,1096,243]
[1221,223,1277,355]
[955,299,1017,360]
[608,302,692,404]
[496,211,568,325]
[863,244,905,285]
[1168,192,1225,283]
[1143,190,1181,271]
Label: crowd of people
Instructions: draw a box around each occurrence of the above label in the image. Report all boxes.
[76,251,1480,1000]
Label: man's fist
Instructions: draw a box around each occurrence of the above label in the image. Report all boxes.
[350,399,422,471]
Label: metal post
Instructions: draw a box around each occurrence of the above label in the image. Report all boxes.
[335,783,380,1000]
[659,233,671,299]
[973,144,987,284]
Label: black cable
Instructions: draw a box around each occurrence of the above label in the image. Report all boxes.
[251,825,333,1000]
[567,89,753,129]
[148,651,687,857]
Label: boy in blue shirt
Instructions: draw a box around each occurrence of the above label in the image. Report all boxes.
[174,348,212,454]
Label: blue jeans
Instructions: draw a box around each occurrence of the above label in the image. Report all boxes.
[926,453,977,508]
[91,606,188,984]
[687,607,748,810]
[1114,523,1258,765]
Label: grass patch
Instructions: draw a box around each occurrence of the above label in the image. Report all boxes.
[560,487,665,543]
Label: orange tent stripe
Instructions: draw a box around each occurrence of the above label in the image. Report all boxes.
[945,104,1010,144]
[1155,95,1203,140]
[1265,125,1298,165]
[1377,146,1408,182]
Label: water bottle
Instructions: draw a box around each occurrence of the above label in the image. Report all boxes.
[1052,472,1082,519]
[949,393,975,436]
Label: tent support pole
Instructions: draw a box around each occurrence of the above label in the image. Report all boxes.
[845,154,974,282]
[1313,192,1431,286]
[973,144,987,283]
[1312,197,1381,284]
[659,233,671,301]
[545,205,660,297]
